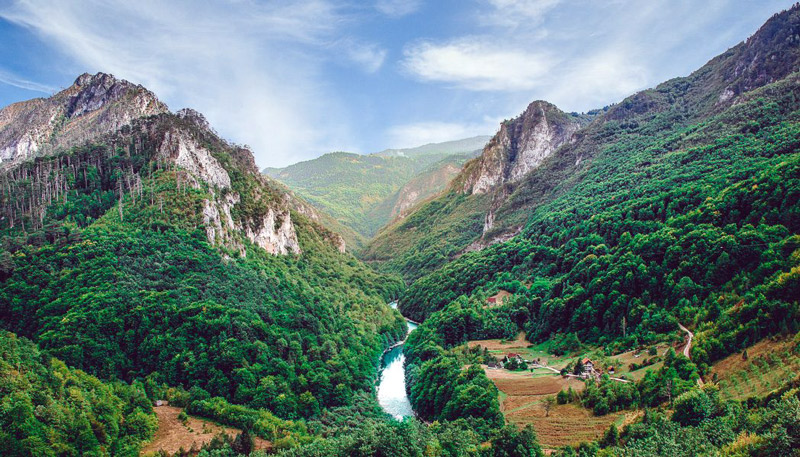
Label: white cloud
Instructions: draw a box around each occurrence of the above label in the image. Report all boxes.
[403,38,555,91]
[386,119,497,148]
[0,0,379,167]
[375,0,422,17]
[0,68,57,94]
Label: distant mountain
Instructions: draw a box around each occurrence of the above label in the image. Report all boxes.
[263,136,488,247]
[374,135,491,158]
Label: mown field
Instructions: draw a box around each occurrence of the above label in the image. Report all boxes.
[480,362,630,449]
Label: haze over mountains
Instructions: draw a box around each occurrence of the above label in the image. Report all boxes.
[0,3,799,457]
[263,136,489,249]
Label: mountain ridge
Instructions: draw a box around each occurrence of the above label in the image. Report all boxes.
[365,3,800,283]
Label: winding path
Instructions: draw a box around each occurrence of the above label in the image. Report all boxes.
[678,323,694,359]
[677,323,704,386]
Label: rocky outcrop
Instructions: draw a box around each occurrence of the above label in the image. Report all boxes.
[246,208,301,255]
[447,101,584,249]
[460,101,582,195]
[0,73,168,164]
[157,128,232,189]
[152,122,302,255]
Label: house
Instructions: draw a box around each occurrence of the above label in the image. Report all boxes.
[507,353,523,362]
[487,362,499,369]
[487,290,512,307]
[582,358,595,374]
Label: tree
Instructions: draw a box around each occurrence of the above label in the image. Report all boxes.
[231,429,254,455]
[543,396,556,417]
[601,424,619,447]
[672,389,713,427]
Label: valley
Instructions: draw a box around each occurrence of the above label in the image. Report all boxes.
[0,3,799,457]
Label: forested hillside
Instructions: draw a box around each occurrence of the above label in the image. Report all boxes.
[0,331,157,456]
[366,5,800,286]
[1,4,800,457]
[396,5,800,456]
[0,74,410,454]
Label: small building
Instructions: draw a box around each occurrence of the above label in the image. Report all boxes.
[154,400,169,407]
[582,358,595,374]
[487,290,512,307]
[608,366,615,374]
[487,362,499,369]
[507,353,523,362]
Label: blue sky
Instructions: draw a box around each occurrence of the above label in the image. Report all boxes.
[0,0,794,167]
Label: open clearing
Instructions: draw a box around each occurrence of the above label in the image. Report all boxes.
[481,365,626,447]
[141,406,271,456]
[484,367,585,398]
[709,336,800,401]
[506,402,634,448]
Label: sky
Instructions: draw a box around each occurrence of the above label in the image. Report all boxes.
[0,0,795,168]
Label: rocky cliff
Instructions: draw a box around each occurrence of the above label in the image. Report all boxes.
[0,73,168,164]
[459,101,583,195]
[451,101,587,247]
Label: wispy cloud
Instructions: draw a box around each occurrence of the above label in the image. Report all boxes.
[0,68,56,94]
[339,40,387,73]
[480,0,561,29]
[0,0,380,167]
[398,0,741,112]
[403,38,554,91]
[375,0,422,17]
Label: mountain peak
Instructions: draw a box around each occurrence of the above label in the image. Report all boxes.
[459,101,584,196]
[0,72,168,164]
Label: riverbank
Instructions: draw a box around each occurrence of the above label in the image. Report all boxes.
[376,301,418,419]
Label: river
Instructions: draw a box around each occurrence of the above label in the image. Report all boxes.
[377,301,418,419]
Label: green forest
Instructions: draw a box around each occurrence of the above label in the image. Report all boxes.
[1,4,800,457]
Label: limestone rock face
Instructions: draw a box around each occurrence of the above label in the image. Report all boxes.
[462,101,581,195]
[0,72,168,164]
[158,128,232,190]
[154,127,302,256]
[246,208,301,255]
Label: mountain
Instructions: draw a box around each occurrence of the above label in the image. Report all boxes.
[395,4,800,344]
[263,136,488,247]
[0,72,168,164]
[374,135,491,158]
[391,7,800,455]
[366,5,800,284]
[363,104,594,281]
[0,73,407,453]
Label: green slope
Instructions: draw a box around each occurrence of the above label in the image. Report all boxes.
[396,6,800,360]
[0,109,407,427]
[0,331,157,456]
